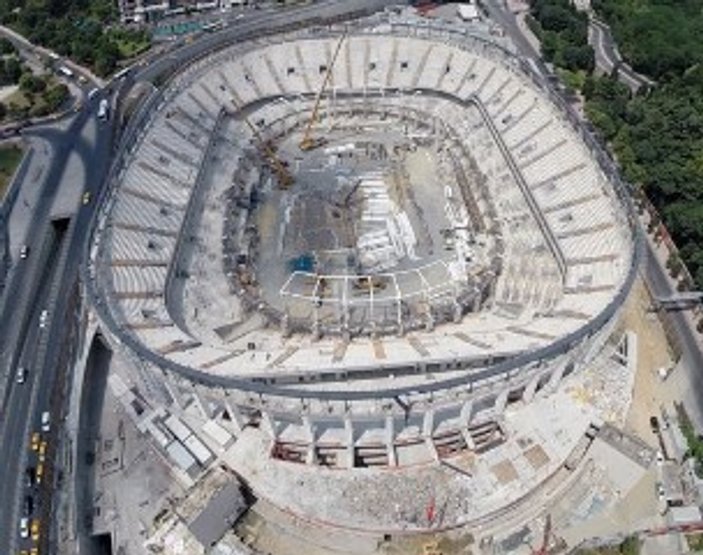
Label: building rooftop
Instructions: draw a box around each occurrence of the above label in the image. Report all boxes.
[188,481,249,549]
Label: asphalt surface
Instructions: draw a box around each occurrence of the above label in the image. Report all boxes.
[588,19,653,92]
[642,236,703,428]
[0,93,113,554]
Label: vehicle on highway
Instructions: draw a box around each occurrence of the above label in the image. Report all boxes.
[114,67,131,80]
[25,467,35,487]
[30,519,39,542]
[38,441,47,463]
[23,495,34,517]
[20,245,29,259]
[30,432,40,452]
[19,516,30,539]
[38,310,48,329]
[35,463,44,485]
[97,98,109,121]
[16,366,27,384]
[58,65,74,78]
[82,191,92,205]
[41,411,50,432]
[88,87,99,99]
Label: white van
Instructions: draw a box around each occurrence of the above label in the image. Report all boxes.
[41,411,50,432]
[97,98,109,120]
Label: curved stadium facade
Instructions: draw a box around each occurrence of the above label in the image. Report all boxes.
[87,14,639,471]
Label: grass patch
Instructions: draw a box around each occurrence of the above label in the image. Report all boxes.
[0,143,24,198]
[115,37,150,59]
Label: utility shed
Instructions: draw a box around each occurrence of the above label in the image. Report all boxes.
[188,482,249,549]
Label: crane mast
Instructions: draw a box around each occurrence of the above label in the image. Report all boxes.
[299,31,347,151]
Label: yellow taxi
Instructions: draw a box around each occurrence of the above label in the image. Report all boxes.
[30,548,39,555]
[30,519,40,542]
[35,463,44,485]
[30,432,40,452]
[38,441,47,463]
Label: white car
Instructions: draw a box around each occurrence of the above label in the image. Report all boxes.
[16,367,26,384]
[19,516,29,539]
[88,87,99,99]
[39,309,48,329]
[41,411,50,433]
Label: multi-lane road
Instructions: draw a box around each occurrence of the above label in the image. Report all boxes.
[0,96,113,554]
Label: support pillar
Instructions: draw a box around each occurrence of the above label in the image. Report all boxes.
[460,400,475,450]
[260,409,277,439]
[385,414,397,467]
[222,397,246,434]
[162,378,185,410]
[522,375,540,403]
[192,386,214,419]
[494,389,509,416]
[344,416,355,469]
[547,361,567,392]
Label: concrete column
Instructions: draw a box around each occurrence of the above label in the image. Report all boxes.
[422,408,435,439]
[460,400,473,425]
[161,378,185,410]
[522,375,540,403]
[222,397,246,434]
[302,415,315,444]
[344,416,355,469]
[547,361,567,392]
[494,390,509,415]
[260,409,277,439]
[192,386,214,419]
[385,414,397,467]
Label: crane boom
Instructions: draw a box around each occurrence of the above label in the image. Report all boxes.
[299,31,347,151]
[231,98,293,189]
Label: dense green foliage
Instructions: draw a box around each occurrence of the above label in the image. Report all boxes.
[0,143,23,196]
[678,402,703,477]
[0,0,149,76]
[587,1,703,287]
[592,0,703,80]
[0,56,22,86]
[529,0,595,72]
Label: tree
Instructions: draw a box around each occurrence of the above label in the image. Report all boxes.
[18,73,46,94]
[0,38,14,55]
[43,83,68,111]
[3,57,22,84]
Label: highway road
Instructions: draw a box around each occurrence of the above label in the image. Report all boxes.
[642,237,703,428]
[0,94,113,554]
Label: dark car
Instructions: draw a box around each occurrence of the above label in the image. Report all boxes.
[24,467,35,488]
[22,495,33,516]
[650,416,660,434]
